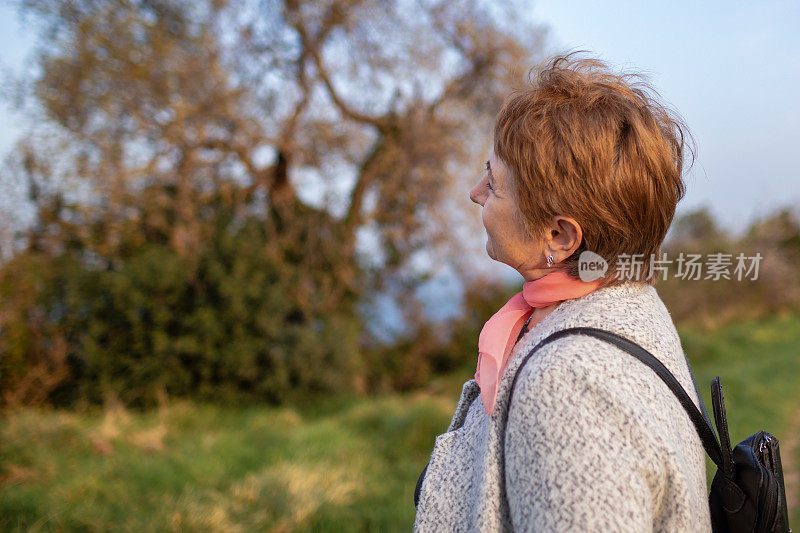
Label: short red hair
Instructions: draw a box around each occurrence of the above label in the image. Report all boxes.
[494,51,693,287]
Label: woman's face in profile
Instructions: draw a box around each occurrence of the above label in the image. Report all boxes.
[469,150,545,274]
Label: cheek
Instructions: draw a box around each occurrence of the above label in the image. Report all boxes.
[511,213,530,241]
[481,203,503,245]
[481,203,494,233]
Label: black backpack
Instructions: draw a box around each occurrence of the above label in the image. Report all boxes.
[499,327,791,532]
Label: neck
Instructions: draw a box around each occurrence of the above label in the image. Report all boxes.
[520,267,557,283]
[529,302,560,329]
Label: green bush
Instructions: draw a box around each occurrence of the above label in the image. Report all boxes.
[1,186,366,409]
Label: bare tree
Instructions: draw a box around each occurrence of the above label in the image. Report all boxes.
[6,0,546,315]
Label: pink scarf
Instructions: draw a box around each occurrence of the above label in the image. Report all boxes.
[475,268,602,416]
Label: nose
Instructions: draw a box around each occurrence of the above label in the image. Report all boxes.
[469,181,485,206]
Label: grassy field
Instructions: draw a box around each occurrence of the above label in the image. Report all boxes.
[2,312,799,531]
[680,311,800,526]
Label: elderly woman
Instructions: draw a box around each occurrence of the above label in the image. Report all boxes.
[413,54,712,531]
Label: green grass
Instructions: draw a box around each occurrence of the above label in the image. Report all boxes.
[1,313,799,531]
[0,387,458,531]
[680,311,800,527]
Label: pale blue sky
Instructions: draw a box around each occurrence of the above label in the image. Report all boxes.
[0,3,27,131]
[529,0,800,236]
[1,1,799,237]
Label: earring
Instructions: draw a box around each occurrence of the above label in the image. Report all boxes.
[546,254,554,268]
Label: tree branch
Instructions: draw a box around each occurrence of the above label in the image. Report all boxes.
[284,0,390,131]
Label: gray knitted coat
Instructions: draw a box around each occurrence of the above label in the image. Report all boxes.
[413,281,712,532]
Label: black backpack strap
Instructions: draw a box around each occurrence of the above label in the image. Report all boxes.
[504,326,723,468]
[414,461,428,509]
[681,349,714,430]
[710,377,736,477]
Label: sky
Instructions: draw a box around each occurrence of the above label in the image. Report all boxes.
[0,3,28,156]
[1,1,799,328]
[528,0,800,238]
[2,1,798,234]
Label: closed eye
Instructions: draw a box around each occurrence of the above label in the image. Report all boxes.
[484,161,494,191]
[484,161,495,192]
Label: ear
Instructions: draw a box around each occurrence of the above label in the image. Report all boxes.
[546,216,583,260]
